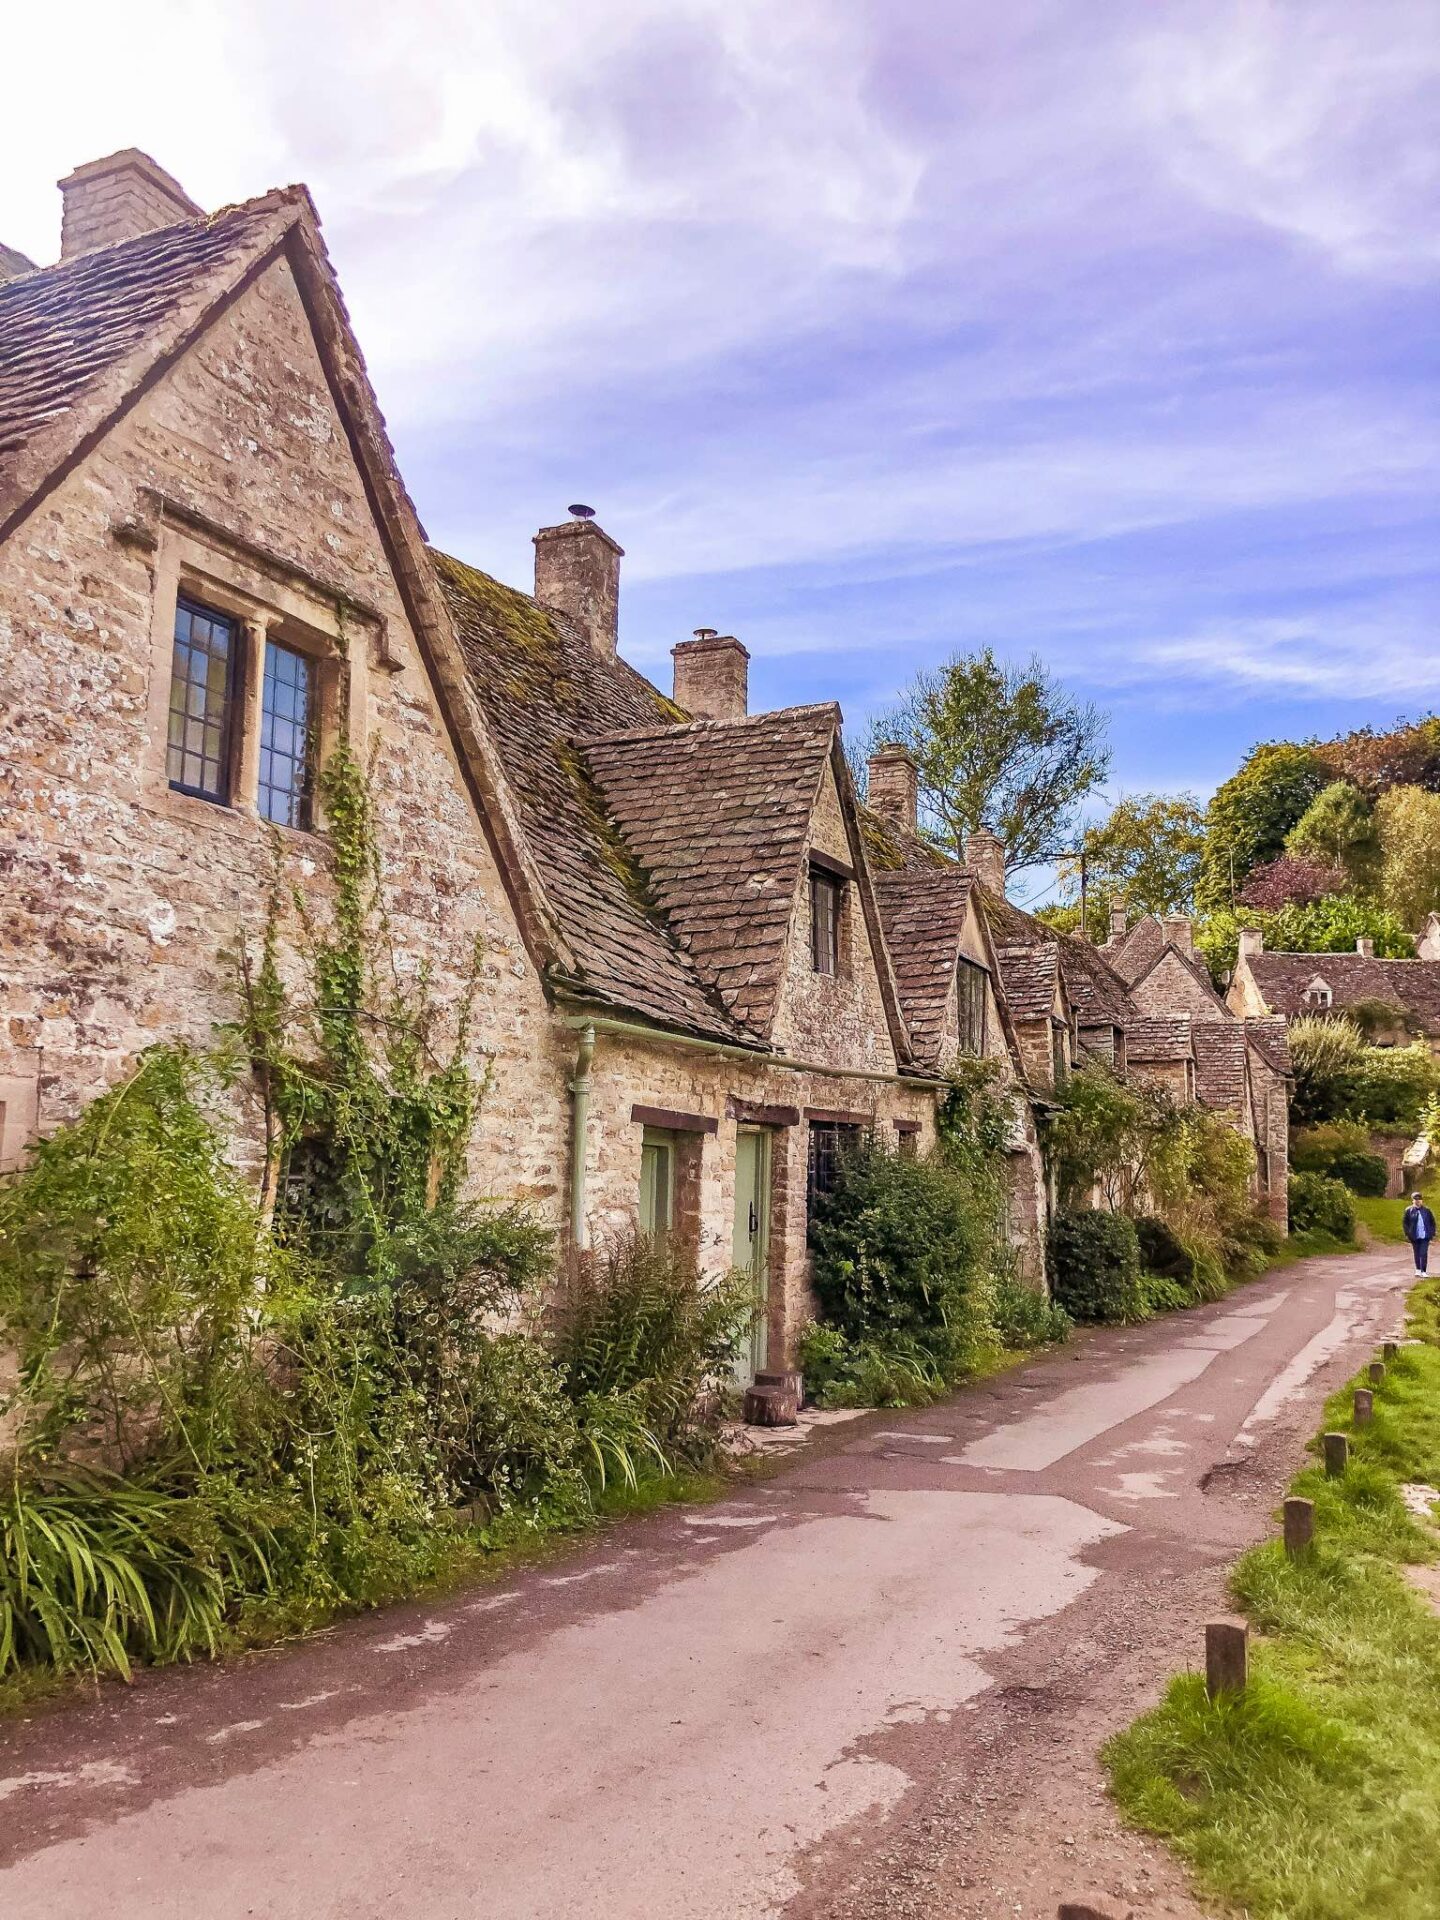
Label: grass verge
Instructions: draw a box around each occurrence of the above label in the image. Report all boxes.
[1104,1276,1440,1919]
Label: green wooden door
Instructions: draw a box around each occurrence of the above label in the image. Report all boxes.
[731,1128,771,1384]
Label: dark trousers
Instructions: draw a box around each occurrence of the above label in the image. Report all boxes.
[1415,1238,1430,1273]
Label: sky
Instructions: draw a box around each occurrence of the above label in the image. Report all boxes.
[3,0,1437,861]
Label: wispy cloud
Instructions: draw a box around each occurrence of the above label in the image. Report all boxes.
[1,0,1435,799]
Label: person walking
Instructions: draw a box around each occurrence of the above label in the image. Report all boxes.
[1402,1191,1436,1276]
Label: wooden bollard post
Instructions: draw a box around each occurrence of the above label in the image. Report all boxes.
[1324,1431,1349,1477]
[1283,1496,1314,1555]
[1354,1388,1373,1427]
[1369,1360,1386,1387]
[1206,1620,1248,1700]
[1383,1340,1400,1362]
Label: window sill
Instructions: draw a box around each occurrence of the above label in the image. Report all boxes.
[140,785,321,846]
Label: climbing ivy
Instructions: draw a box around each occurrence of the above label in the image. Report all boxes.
[238,740,491,1293]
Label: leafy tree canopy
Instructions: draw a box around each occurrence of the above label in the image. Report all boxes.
[1051,791,1205,936]
[1285,780,1379,888]
[1375,784,1440,930]
[863,647,1109,877]
[1196,894,1415,984]
[1197,741,1327,912]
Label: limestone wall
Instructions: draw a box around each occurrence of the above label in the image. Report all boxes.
[0,254,560,1209]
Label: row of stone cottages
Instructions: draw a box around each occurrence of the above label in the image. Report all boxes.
[0,152,1290,1392]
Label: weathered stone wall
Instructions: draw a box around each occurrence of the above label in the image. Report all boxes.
[574,1027,936,1364]
[0,255,562,1209]
[772,762,899,1072]
[1128,949,1224,1020]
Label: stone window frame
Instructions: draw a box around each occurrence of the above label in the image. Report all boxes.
[141,517,376,838]
[807,851,853,980]
[955,956,988,1056]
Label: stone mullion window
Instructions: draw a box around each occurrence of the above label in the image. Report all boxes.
[166,597,239,803]
[956,957,988,1055]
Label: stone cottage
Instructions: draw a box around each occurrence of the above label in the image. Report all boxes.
[0,150,1029,1390]
[1228,928,1440,1056]
[1105,912,1291,1222]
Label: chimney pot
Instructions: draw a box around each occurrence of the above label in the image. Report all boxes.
[1238,927,1264,961]
[534,516,624,659]
[1108,904,1129,942]
[1163,914,1194,954]
[672,632,749,722]
[866,743,918,837]
[58,149,201,259]
[1356,936,1375,957]
[964,827,1007,895]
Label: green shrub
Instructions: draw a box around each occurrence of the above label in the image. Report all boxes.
[1047,1209,1144,1323]
[990,1276,1072,1350]
[1134,1215,1195,1285]
[1287,1171,1356,1241]
[1289,1017,1439,1130]
[808,1140,995,1364]
[548,1230,752,1476]
[795,1323,948,1409]
[1137,1271,1192,1318]
[1292,1124,1389,1196]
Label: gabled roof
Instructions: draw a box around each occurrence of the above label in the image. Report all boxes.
[1104,916,1167,986]
[872,867,975,1070]
[1126,1017,1196,1064]
[582,705,842,1037]
[1125,937,1232,1018]
[1192,1022,1249,1112]
[1055,932,1134,1029]
[0,193,301,540]
[433,550,741,1043]
[1245,951,1440,1035]
[992,941,1061,1020]
[1244,1016,1292,1080]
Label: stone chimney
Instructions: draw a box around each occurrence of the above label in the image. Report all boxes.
[1238,927,1264,961]
[59,150,201,260]
[671,629,749,721]
[1420,913,1440,962]
[866,743,918,836]
[1163,914,1194,954]
[964,827,1006,894]
[1356,936,1375,958]
[1108,904,1128,942]
[533,511,624,659]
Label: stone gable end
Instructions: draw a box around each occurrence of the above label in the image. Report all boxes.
[1128,947,1225,1021]
[770,757,900,1072]
[0,254,562,1203]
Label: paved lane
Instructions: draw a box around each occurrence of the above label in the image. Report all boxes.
[0,1248,1411,1919]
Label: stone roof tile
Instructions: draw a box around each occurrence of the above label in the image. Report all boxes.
[1247,952,1440,1035]
[1126,1017,1196,1063]
[1192,1021,1248,1111]
[582,706,839,1035]
[872,869,975,1070]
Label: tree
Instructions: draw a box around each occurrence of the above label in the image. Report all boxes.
[1319,716,1440,796]
[1196,895,1415,984]
[1285,780,1379,888]
[1375,784,1440,929]
[1237,855,1346,910]
[1053,792,1205,934]
[864,648,1109,876]
[1197,741,1326,911]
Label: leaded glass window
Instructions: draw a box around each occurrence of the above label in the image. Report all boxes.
[167,598,236,802]
[811,869,842,974]
[258,639,314,829]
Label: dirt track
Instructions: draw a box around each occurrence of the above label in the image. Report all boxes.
[0,1246,1409,1919]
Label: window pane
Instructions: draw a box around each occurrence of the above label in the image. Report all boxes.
[811,872,840,974]
[258,639,315,830]
[639,1130,675,1237]
[167,598,235,802]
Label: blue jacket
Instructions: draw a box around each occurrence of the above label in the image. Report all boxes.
[1403,1204,1435,1242]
